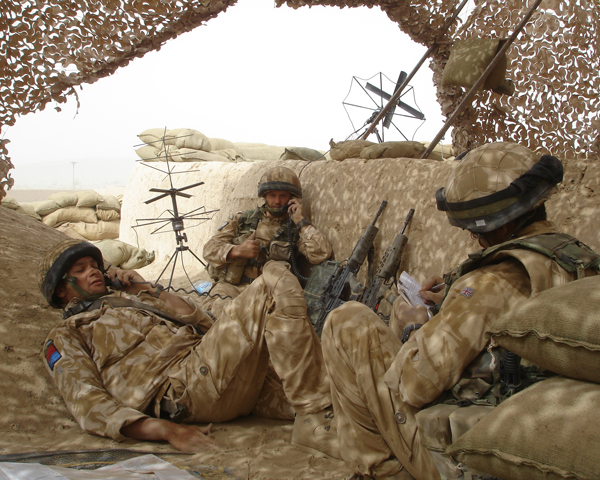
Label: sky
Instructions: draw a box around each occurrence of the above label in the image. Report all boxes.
[3,0,453,190]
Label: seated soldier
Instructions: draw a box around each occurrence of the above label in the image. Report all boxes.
[203,166,332,317]
[320,142,600,479]
[39,239,339,456]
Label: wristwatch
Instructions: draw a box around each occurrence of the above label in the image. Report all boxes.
[296,218,312,230]
[401,323,423,344]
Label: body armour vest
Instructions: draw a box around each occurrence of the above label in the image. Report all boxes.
[437,232,600,407]
[218,208,301,284]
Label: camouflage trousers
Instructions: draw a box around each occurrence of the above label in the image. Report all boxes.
[200,280,247,320]
[322,301,440,480]
[168,260,330,423]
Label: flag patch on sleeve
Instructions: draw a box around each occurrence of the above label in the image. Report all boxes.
[461,287,475,299]
[44,340,62,371]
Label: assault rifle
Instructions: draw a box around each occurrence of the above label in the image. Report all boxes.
[306,201,387,337]
[357,208,414,314]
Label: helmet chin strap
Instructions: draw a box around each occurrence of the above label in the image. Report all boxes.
[260,203,289,217]
[62,273,108,303]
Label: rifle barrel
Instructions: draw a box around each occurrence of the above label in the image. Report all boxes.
[400,208,415,235]
[372,200,388,225]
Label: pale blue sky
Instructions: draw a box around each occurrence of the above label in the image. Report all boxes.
[4,0,451,189]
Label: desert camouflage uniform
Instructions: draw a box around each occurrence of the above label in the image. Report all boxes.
[321,221,597,480]
[44,261,330,441]
[203,208,332,317]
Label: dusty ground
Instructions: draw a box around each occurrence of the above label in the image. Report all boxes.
[0,205,350,479]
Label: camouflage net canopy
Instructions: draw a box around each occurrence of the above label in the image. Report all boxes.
[1,0,599,198]
[281,0,600,159]
[0,0,236,198]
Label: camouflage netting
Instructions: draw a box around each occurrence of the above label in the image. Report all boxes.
[280,0,600,159]
[1,0,599,199]
[0,0,236,199]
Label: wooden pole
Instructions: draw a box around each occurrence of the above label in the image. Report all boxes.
[361,0,470,141]
[421,0,544,159]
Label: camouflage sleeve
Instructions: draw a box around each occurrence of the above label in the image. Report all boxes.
[43,327,147,441]
[384,260,531,408]
[296,224,333,264]
[202,213,241,268]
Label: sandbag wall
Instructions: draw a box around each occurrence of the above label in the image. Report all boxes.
[0,190,121,241]
[120,155,600,285]
[135,128,329,163]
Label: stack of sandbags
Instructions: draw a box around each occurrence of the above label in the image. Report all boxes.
[1,191,122,241]
[135,128,329,163]
[329,139,455,161]
[446,276,600,479]
[135,128,238,163]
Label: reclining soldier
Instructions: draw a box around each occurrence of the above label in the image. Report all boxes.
[39,239,339,456]
[320,142,600,479]
[203,166,332,317]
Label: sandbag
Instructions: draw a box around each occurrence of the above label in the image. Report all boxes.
[233,145,286,161]
[1,195,19,209]
[48,191,78,208]
[442,37,508,91]
[359,141,427,159]
[92,239,155,269]
[70,220,120,240]
[487,275,600,383]
[96,195,121,212]
[212,149,244,162]
[96,209,120,221]
[42,207,98,227]
[135,145,160,161]
[31,199,60,216]
[279,147,326,162]
[177,148,230,162]
[447,376,600,480]
[420,141,454,161]
[138,128,172,149]
[55,224,88,241]
[208,137,236,151]
[76,190,104,208]
[169,128,212,152]
[329,139,376,161]
[15,204,41,220]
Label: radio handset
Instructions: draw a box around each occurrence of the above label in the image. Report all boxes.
[104,275,122,290]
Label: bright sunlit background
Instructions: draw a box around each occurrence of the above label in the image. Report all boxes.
[4,0,453,190]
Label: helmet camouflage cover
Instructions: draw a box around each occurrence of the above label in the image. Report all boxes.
[436,142,563,233]
[38,239,105,308]
[257,166,302,198]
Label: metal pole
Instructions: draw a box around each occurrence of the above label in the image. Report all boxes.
[421,0,544,159]
[70,162,76,190]
[361,0,470,141]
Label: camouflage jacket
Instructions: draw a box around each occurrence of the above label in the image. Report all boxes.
[384,221,599,408]
[43,290,211,441]
[203,208,332,281]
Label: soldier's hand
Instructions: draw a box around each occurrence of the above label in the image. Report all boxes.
[390,301,429,341]
[288,198,304,225]
[231,231,260,259]
[165,423,218,452]
[419,275,445,305]
[121,418,218,452]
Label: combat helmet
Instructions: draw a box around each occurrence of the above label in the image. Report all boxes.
[38,239,105,308]
[257,167,302,198]
[436,142,563,233]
